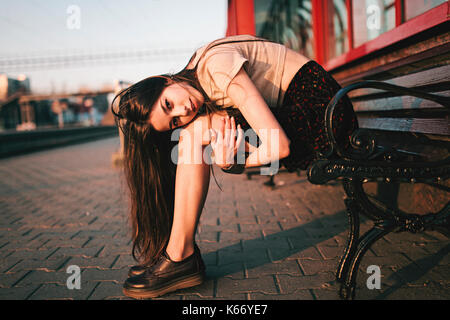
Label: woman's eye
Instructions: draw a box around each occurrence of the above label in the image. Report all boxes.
[165,99,171,109]
[172,117,179,127]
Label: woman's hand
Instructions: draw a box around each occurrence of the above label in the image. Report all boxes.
[209,116,244,168]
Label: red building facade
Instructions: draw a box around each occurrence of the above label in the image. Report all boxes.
[226,0,449,76]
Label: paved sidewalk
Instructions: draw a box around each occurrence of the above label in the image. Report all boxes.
[0,137,449,300]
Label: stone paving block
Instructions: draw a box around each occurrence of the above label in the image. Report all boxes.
[220,249,271,269]
[316,237,339,247]
[194,231,218,244]
[216,276,279,296]
[0,270,34,288]
[198,223,239,233]
[150,293,183,300]
[199,251,218,267]
[375,284,450,300]
[246,259,303,278]
[399,265,450,286]
[371,241,431,257]
[12,270,68,287]
[99,245,131,257]
[207,262,245,280]
[316,245,347,260]
[241,237,291,251]
[87,281,124,300]
[423,241,450,255]
[219,230,262,242]
[0,257,23,273]
[267,247,296,262]
[211,293,249,300]
[249,289,314,300]
[80,267,128,283]
[217,248,247,266]
[171,277,215,298]
[81,237,130,249]
[6,257,70,273]
[360,253,413,269]
[425,265,450,280]
[353,264,404,289]
[0,238,48,251]
[70,230,118,240]
[63,255,120,270]
[237,221,280,234]
[285,233,316,249]
[113,254,138,269]
[219,214,256,225]
[277,273,336,294]
[0,285,40,300]
[27,282,98,300]
[298,258,339,276]
[45,246,106,260]
[4,248,64,261]
[38,238,89,249]
[1,137,448,300]
[310,288,340,300]
[284,246,323,261]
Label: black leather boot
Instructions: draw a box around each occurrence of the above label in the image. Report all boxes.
[123,244,206,299]
[127,243,202,277]
[128,263,151,278]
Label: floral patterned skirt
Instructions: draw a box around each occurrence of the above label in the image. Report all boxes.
[224,60,358,172]
[272,60,358,171]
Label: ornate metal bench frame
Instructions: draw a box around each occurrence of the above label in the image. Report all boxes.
[307,80,450,300]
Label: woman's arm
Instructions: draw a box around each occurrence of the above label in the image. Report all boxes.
[226,68,291,168]
[184,113,257,160]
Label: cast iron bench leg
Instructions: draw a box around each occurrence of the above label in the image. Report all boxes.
[339,224,394,300]
[336,198,360,283]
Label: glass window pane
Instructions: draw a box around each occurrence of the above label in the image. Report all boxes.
[352,0,396,48]
[254,0,314,58]
[404,0,447,21]
[326,0,349,61]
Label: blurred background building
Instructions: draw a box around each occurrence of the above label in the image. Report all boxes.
[1,0,447,134]
[0,78,111,131]
[0,0,227,133]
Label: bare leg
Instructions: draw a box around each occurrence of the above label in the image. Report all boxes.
[165,147,211,261]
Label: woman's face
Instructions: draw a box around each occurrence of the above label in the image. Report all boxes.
[149,81,204,131]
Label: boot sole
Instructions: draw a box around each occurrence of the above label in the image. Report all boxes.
[123,272,205,299]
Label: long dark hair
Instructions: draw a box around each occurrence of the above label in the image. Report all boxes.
[111,69,225,265]
[111,36,270,265]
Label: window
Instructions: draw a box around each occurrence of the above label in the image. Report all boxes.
[404,0,447,21]
[352,0,396,48]
[325,0,349,61]
[254,0,315,58]
[247,0,448,68]
[321,0,448,69]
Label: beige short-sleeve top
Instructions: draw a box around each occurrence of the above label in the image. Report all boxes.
[189,35,288,108]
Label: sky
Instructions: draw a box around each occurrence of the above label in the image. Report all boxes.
[0,0,228,94]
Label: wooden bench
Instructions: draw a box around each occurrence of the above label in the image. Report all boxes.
[306,61,450,299]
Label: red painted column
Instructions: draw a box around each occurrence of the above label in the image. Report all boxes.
[347,0,354,51]
[395,0,404,26]
[226,0,255,36]
[312,0,326,65]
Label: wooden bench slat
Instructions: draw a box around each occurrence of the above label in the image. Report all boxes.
[335,41,450,87]
[358,116,450,135]
[348,64,450,99]
[352,90,450,112]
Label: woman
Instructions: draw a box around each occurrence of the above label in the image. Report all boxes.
[112,35,357,299]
